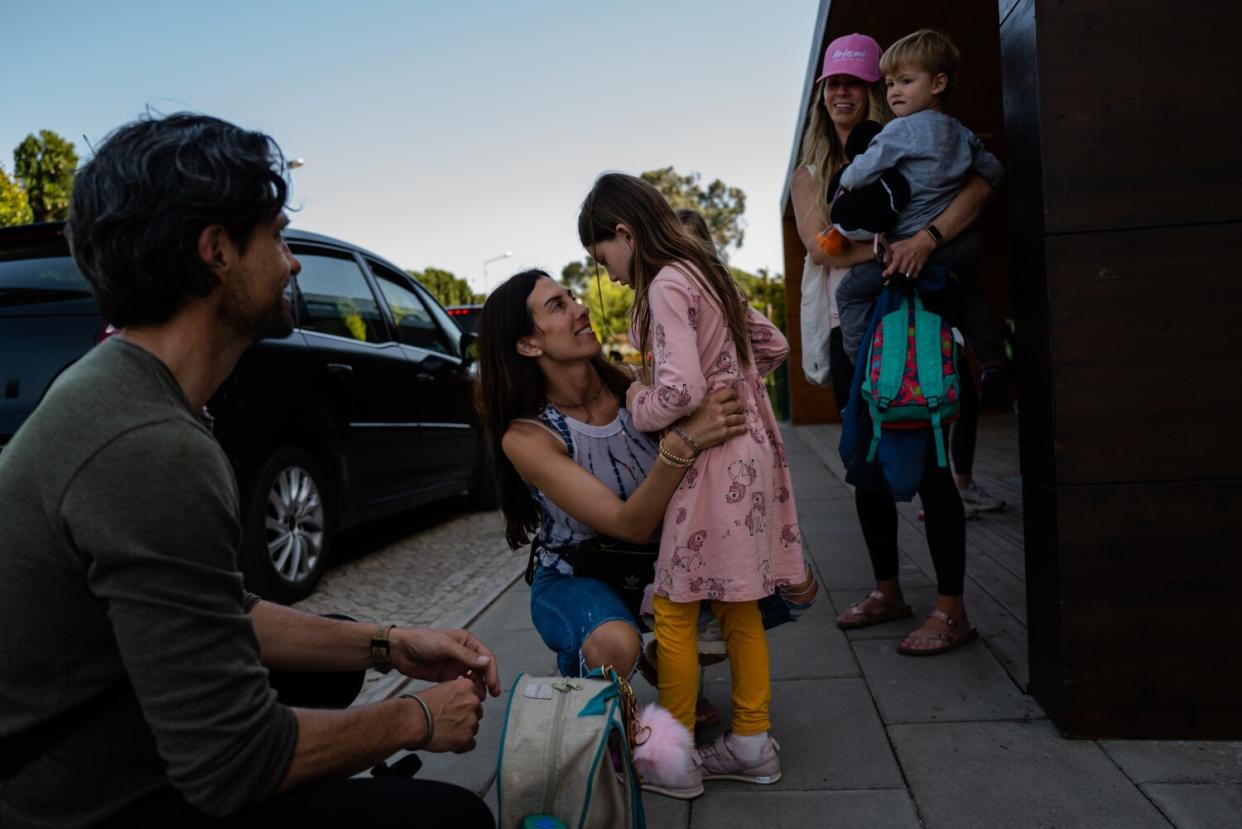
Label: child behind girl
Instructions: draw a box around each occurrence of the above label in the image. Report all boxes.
[579,174,805,798]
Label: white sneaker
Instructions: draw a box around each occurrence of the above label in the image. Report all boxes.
[959,481,1005,512]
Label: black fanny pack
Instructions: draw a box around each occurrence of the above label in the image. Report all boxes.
[526,536,659,618]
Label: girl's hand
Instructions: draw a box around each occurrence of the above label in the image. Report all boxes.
[626,377,650,413]
[676,387,747,451]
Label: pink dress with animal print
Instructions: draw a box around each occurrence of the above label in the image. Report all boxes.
[629,264,805,603]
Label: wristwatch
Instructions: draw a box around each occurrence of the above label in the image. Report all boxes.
[371,624,396,674]
[922,224,944,246]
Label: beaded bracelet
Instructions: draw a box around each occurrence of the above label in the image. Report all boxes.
[401,693,435,750]
[671,424,702,456]
[658,438,694,468]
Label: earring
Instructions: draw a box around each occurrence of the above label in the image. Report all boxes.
[534,350,543,357]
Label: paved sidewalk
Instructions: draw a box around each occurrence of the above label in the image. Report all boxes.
[397,422,1242,828]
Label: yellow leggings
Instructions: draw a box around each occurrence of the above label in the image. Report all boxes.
[652,594,771,736]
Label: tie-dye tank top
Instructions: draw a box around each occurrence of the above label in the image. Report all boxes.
[524,402,659,574]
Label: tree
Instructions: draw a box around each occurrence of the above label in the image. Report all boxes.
[730,266,786,332]
[13,130,78,222]
[409,267,483,307]
[0,164,32,226]
[641,166,747,255]
[561,258,633,343]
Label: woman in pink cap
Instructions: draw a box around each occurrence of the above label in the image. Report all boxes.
[791,33,993,655]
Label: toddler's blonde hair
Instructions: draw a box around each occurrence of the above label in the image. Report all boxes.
[880,29,960,105]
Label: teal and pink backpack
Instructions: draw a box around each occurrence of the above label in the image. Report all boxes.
[859,290,960,467]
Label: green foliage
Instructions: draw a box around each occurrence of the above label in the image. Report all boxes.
[13,130,78,222]
[730,266,786,332]
[640,166,747,255]
[409,267,483,307]
[0,164,33,226]
[561,258,633,343]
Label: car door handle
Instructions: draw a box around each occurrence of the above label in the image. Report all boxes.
[416,372,434,382]
[326,362,354,377]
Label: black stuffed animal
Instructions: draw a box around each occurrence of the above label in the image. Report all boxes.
[817,121,911,255]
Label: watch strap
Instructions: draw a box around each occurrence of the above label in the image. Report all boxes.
[371,623,396,674]
[923,224,944,246]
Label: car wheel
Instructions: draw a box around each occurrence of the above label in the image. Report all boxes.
[240,446,331,603]
[466,438,498,511]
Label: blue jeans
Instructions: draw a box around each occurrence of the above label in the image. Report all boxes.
[529,565,641,677]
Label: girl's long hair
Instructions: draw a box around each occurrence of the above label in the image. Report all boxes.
[474,269,631,549]
[799,78,891,215]
[577,173,750,371]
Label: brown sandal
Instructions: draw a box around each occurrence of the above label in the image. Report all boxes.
[896,609,979,656]
[836,590,914,630]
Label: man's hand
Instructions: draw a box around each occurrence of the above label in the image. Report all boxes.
[882,231,936,279]
[390,628,501,697]
[413,677,486,753]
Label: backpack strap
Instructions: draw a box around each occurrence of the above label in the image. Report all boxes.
[911,292,949,467]
[866,293,912,463]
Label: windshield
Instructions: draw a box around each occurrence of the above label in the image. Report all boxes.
[0,256,91,308]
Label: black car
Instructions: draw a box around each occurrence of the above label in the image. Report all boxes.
[0,222,495,602]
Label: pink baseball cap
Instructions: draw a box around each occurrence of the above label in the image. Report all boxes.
[816,33,882,83]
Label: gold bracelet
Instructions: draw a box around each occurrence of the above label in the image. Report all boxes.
[658,438,694,468]
[671,424,702,456]
[659,452,692,468]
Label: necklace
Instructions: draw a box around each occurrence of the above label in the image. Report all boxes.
[548,375,605,409]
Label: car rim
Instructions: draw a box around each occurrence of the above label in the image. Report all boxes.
[264,465,325,584]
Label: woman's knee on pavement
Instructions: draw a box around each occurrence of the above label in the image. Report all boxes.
[581,620,641,674]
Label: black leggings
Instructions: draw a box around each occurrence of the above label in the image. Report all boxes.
[831,326,967,596]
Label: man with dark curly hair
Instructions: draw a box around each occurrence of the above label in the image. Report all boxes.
[0,113,499,828]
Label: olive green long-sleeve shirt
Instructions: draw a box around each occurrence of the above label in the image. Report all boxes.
[0,338,297,828]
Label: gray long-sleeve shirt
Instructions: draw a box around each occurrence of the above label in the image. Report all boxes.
[0,338,297,828]
[839,109,1003,240]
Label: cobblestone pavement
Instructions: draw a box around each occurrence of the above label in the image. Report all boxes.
[293,496,525,630]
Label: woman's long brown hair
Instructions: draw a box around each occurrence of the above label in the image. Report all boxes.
[474,269,631,549]
[577,173,750,372]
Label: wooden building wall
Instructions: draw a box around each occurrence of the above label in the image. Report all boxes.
[1001,0,1242,737]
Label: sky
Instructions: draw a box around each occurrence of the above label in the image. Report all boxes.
[1,0,820,293]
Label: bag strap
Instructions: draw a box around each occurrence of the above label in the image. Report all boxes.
[912,293,950,467]
[874,293,911,410]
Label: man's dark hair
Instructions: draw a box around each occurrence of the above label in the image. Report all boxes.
[66,112,289,327]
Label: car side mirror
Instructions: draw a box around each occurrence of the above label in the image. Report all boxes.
[460,330,478,365]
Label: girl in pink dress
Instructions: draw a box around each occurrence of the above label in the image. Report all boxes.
[579,173,805,791]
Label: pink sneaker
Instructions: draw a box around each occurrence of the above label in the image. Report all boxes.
[698,732,782,785]
[633,704,704,800]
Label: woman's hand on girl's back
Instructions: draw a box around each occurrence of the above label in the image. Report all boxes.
[677,387,746,451]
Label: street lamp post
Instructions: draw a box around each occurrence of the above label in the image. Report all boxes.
[482,251,512,294]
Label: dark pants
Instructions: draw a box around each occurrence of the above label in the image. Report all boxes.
[98,618,495,829]
[831,326,967,596]
[97,777,495,828]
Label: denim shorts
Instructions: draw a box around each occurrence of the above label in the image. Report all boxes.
[529,564,641,677]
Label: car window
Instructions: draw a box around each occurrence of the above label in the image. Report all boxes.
[292,251,388,343]
[416,284,469,354]
[0,256,91,307]
[367,260,455,356]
